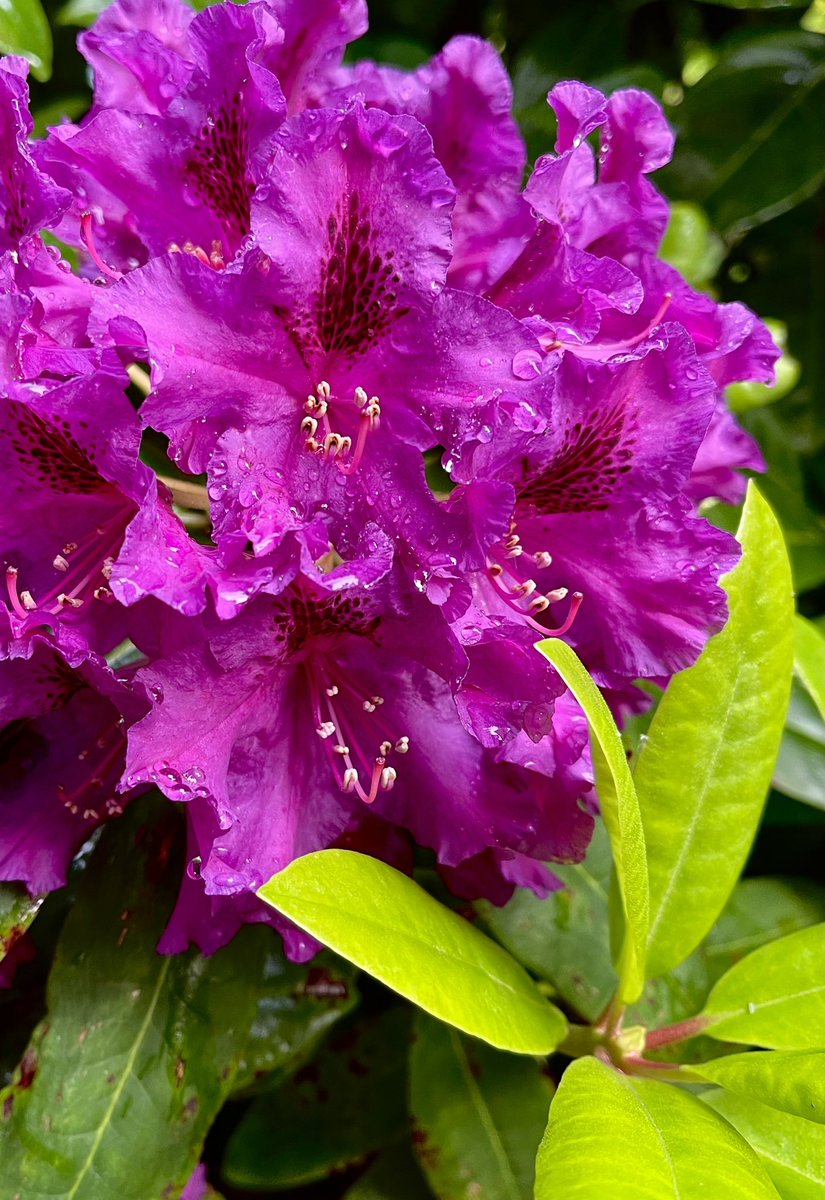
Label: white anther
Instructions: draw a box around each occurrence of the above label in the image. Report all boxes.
[372,695,384,706]
[63,542,77,555]
[545,587,569,603]
[515,579,537,598]
[533,551,553,569]
[395,737,410,754]
[83,809,99,821]
[379,740,393,757]
[93,587,112,601]
[529,596,550,613]
[342,768,359,791]
[362,700,376,712]
[101,558,114,579]
[334,743,350,756]
[53,554,69,572]
[326,685,339,697]
[380,766,397,791]
[20,590,38,611]
[505,545,524,558]
[488,563,504,577]
[317,380,331,400]
[316,721,336,739]
[301,416,318,438]
[354,386,369,408]
[505,534,521,550]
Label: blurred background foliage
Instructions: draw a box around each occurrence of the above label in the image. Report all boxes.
[1,0,824,1194]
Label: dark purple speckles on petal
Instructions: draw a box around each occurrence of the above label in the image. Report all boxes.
[518,403,636,514]
[183,91,253,240]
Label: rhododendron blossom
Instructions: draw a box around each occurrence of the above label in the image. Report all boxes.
[0,0,778,960]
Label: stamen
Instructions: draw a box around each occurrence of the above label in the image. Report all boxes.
[80,212,123,282]
[541,591,584,637]
[343,767,359,791]
[533,551,553,569]
[20,590,37,611]
[53,555,69,572]
[395,737,410,754]
[380,766,397,790]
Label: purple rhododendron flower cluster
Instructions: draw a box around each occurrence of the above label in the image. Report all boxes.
[1,0,775,961]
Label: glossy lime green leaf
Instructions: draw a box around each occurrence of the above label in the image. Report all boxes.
[535,639,648,1003]
[258,850,567,1054]
[774,680,825,809]
[224,1008,410,1189]
[705,1091,825,1200]
[700,923,825,1048]
[0,800,348,1197]
[634,484,794,980]
[794,616,825,724]
[690,1051,824,1122]
[343,1145,433,1200]
[535,1057,780,1200]
[0,883,42,963]
[410,1013,552,1200]
[477,822,616,1022]
[665,33,825,241]
[0,0,52,79]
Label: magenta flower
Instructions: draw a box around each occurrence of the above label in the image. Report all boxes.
[122,572,593,952]
[0,622,147,893]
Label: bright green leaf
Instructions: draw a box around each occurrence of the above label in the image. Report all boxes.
[689,1050,824,1122]
[258,850,567,1054]
[55,0,110,26]
[0,0,52,80]
[223,1008,410,1189]
[700,923,825,1048]
[410,1013,552,1200]
[535,639,648,1003]
[634,483,794,980]
[705,1091,825,1200]
[535,1057,780,1199]
[476,821,616,1023]
[794,616,825,724]
[660,201,725,285]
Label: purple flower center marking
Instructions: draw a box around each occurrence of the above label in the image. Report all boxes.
[183,91,253,241]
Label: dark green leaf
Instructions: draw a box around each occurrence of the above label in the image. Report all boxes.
[705,877,825,974]
[535,1057,780,1199]
[773,681,825,809]
[635,483,794,979]
[477,822,616,1023]
[258,851,567,1054]
[343,1144,433,1200]
[665,33,825,241]
[410,1013,552,1200]
[223,1007,410,1190]
[0,799,340,1197]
